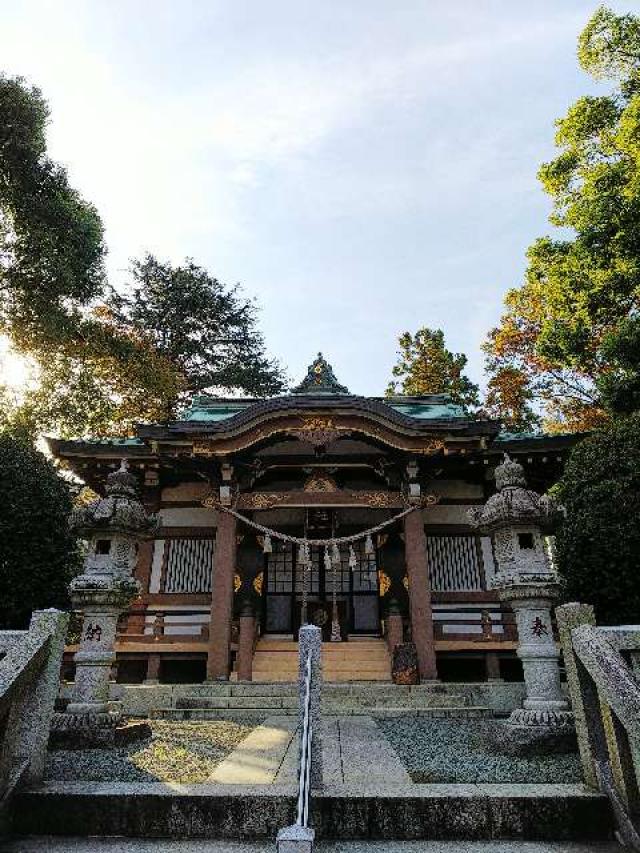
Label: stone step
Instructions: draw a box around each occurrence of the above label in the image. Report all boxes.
[177,683,462,697]
[1,838,625,852]
[253,659,390,671]
[256,637,387,655]
[151,706,491,720]
[176,693,468,710]
[11,782,614,841]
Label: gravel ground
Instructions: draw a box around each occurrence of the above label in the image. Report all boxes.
[45,720,259,784]
[377,718,582,784]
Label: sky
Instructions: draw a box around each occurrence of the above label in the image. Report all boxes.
[0,1,633,396]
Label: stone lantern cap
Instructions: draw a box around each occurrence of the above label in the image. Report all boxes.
[468,454,562,534]
[70,460,157,538]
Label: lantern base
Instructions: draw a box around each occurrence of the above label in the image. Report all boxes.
[488,708,576,757]
[49,710,151,749]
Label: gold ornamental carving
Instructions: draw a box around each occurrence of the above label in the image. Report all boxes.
[289,416,351,448]
[239,493,288,510]
[253,571,264,595]
[303,471,338,492]
[233,573,242,594]
[378,569,391,597]
[193,439,216,457]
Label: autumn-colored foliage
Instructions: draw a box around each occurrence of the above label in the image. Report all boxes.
[484,6,640,433]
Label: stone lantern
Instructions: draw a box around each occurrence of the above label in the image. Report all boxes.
[469,454,574,753]
[51,460,157,747]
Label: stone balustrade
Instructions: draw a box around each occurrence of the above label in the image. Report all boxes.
[557,602,640,852]
[0,609,68,830]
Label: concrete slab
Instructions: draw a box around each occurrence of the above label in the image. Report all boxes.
[209,716,297,784]
[322,716,410,786]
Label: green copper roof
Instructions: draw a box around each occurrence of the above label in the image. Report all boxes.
[388,401,466,419]
[181,399,254,422]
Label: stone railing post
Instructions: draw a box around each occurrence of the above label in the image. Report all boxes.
[556,602,598,789]
[299,624,322,788]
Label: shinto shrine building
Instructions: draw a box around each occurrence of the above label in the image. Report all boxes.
[48,354,579,685]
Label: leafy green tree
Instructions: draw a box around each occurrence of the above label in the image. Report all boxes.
[596,315,640,415]
[0,76,285,437]
[386,327,480,409]
[483,6,640,433]
[0,74,106,352]
[556,412,640,624]
[0,433,80,628]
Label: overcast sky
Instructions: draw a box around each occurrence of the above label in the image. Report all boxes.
[0,1,630,395]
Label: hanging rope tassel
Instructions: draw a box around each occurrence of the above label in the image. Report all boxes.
[364,533,374,556]
[324,547,333,574]
[263,533,272,554]
[348,544,358,570]
[331,542,341,566]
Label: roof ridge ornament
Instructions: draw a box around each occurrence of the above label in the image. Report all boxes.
[292,353,350,395]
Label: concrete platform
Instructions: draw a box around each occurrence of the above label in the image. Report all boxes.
[2,839,624,852]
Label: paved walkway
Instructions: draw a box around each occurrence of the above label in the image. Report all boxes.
[3,838,623,851]
[209,716,297,784]
[210,715,409,786]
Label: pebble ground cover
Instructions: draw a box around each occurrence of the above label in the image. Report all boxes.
[377,718,582,784]
[45,720,259,784]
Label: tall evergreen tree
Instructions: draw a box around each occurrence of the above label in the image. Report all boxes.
[106,255,286,420]
[387,327,479,410]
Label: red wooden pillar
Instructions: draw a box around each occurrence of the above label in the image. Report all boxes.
[206,511,237,680]
[237,601,256,682]
[403,510,438,680]
[386,600,404,654]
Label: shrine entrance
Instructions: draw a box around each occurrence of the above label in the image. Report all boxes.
[262,510,381,640]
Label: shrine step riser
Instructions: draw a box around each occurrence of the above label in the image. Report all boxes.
[174,695,468,709]
[164,683,466,697]
[11,786,612,841]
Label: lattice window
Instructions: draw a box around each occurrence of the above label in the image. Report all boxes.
[347,541,377,592]
[163,538,215,593]
[267,540,294,593]
[427,535,483,591]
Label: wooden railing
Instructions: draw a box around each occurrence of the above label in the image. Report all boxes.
[0,609,68,828]
[116,610,210,643]
[432,605,518,643]
[557,603,640,851]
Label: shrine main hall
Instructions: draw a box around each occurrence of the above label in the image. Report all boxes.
[49,354,578,685]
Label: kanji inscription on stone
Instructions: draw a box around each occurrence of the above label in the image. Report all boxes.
[531,617,548,637]
[84,623,102,642]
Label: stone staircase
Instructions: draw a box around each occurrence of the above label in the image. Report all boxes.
[10,783,615,844]
[151,680,490,721]
[251,637,392,682]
